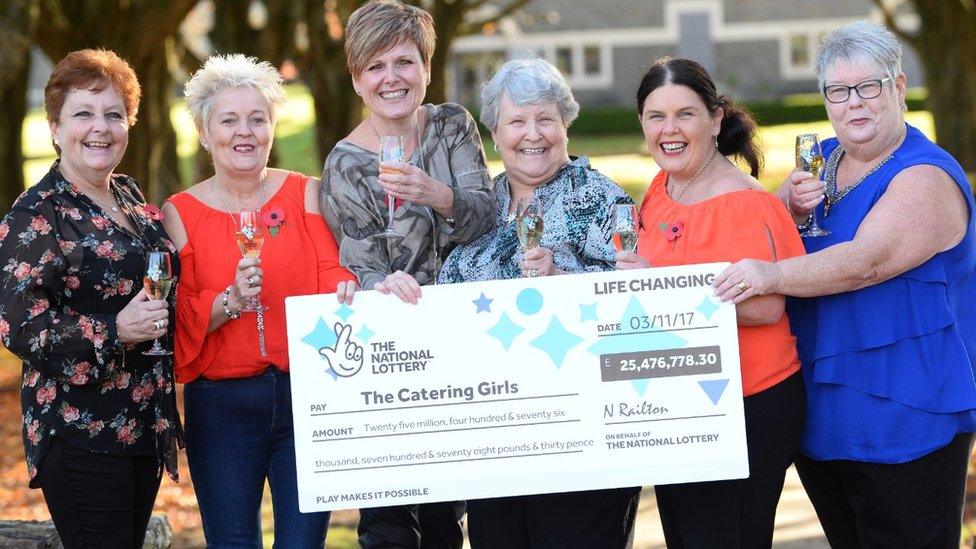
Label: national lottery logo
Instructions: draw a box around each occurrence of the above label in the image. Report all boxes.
[318,322,364,378]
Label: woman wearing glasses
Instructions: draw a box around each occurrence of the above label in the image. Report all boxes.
[714,21,976,546]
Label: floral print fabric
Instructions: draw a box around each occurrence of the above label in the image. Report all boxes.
[0,162,181,487]
[438,156,633,283]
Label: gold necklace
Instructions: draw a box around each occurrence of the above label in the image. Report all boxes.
[214,174,268,221]
[668,148,719,203]
[368,111,424,157]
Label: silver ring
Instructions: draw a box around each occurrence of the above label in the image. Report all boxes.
[737,281,748,292]
[248,276,256,288]
[153,319,164,331]
[528,269,539,278]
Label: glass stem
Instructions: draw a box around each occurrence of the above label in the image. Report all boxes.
[388,196,395,228]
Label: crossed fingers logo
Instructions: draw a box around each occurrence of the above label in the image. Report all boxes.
[318,322,363,377]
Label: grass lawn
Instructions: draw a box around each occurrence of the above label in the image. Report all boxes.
[22,84,935,204]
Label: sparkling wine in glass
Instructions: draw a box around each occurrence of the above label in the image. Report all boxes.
[142,250,173,356]
[611,204,639,252]
[236,208,267,312]
[515,197,544,277]
[796,133,830,237]
[377,136,405,239]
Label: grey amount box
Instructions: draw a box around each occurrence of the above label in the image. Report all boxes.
[600,346,723,381]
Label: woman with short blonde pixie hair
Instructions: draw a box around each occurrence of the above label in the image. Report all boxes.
[320,1,494,547]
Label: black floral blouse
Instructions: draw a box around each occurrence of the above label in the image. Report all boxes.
[0,162,181,487]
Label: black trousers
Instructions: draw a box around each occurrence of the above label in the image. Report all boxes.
[796,432,975,549]
[466,486,640,549]
[655,370,806,548]
[35,436,161,549]
[358,501,465,549]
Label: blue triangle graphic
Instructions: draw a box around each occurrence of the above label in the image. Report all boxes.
[630,379,650,396]
[698,379,729,405]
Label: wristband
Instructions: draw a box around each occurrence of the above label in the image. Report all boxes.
[222,286,241,319]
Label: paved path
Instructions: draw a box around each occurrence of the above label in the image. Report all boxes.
[632,465,828,548]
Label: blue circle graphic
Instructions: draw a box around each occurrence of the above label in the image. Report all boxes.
[516,288,544,315]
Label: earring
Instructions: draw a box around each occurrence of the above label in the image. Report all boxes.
[492,142,498,153]
[54,139,60,146]
[202,143,209,151]
[354,88,361,96]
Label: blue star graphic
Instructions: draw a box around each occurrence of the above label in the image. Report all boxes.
[334,304,354,321]
[579,303,598,322]
[486,312,525,350]
[473,293,494,313]
[356,325,375,343]
[531,316,583,368]
[302,317,338,352]
[696,295,720,321]
[302,318,340,380]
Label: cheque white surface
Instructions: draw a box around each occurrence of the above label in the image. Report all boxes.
[286,263,747,512]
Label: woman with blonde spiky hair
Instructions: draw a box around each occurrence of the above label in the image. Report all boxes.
[162,53,355,548]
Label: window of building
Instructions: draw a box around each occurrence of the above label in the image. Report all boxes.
[555,47,573,75]
[789,34,810,69]
[583,45,601,75]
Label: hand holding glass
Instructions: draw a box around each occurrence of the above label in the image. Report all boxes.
[795,133,829,237]
[611,204,639,252]
[377,136,405,239]
[236,208,268,312]
[142,250,173,356]
[515,197,544,277]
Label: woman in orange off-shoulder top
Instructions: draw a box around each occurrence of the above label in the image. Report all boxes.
[161,54,355,548]
[616,57,805,548]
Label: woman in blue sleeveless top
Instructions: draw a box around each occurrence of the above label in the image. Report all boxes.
[713,21,976,546]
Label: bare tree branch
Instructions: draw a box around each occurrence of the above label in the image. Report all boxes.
[871,0,920,48]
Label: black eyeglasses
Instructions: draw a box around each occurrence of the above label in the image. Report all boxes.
[822,77,891,104]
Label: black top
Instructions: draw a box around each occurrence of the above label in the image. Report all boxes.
[0,162,181,487]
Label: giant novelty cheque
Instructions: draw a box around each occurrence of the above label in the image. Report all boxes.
[285,263,747,512]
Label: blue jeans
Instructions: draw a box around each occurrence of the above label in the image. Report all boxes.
[184,368,330,548]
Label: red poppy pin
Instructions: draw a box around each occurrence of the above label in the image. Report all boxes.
[263,207,286,237]
[143,204,164,221]
[659,220,684,249]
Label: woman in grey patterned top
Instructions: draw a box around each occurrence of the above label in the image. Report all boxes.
[318,1,492,547]
[439,57,640,549]
[320,0,493,297]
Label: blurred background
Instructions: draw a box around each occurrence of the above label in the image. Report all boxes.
[1,0,975,547]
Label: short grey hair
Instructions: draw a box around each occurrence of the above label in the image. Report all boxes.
[184,53,286,129]
[816,20,903,90]
[480,57,580,133]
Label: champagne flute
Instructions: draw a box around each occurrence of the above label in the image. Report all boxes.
[142,250,173,356]
[236,208,268,312]
[796,133,830,237]
[515,196,544,277]
[611,204,639,252]
[377,136,405,239]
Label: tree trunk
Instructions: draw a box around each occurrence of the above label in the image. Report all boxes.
[427,2,464,105]
[117,38,182,204]
[909,1,976,177]
[298,0,365,164]
[0,0,37,214]
[33,0,196,203]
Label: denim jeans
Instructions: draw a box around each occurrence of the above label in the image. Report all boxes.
[184,368,330,548]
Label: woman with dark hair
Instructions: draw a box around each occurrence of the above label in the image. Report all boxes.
[616,56,806,546]
[0,49,181,547]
